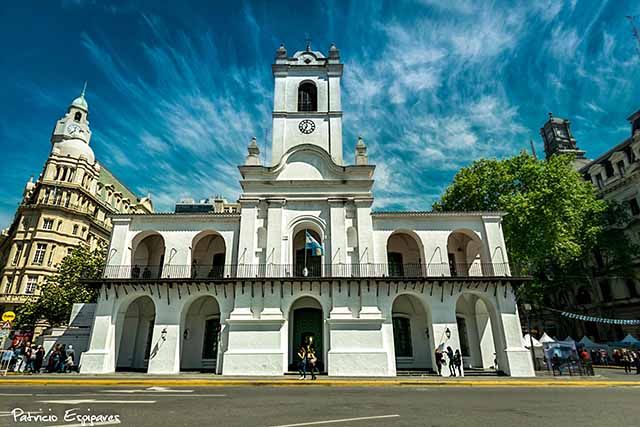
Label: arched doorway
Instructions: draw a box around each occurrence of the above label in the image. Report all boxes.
[386,232,423,277]
[455,294,503,371]
[447,230,484,277]
[191,232,226,279]
[292,229,323,277]
[181,296,221,372]
[289,297,324,372]
[391,294,433,372]
[131,232,165,279]
[116,296,155,372]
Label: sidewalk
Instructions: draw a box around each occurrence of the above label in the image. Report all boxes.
[1,371,639,388]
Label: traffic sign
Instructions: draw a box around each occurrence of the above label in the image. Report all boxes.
[1,311,15,322]
[1,321,11,330]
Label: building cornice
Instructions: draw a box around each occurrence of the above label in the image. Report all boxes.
[372,210,506,217]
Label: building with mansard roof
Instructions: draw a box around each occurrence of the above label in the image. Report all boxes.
[0,88,153,315]
[541,110,640,340]
[79,45,534,377]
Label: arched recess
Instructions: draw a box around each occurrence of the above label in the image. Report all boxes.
[289,296,325,372]
[191,231,226,279]
[292,226,324,277]
[115,296,156,372]
[455,293,505,371]
[180,296,221,372]
[447,229,485,277]
[298,81,317,112]
[391,294,433,372]
[386,231,424,277]
[131,232,165,279]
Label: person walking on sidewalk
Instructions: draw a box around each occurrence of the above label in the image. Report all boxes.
[297,345,307,380]
[434,348,444,376]
[453,349,463,377]
[34,345,44,373]
[446,346,456,377]
[306,337,318,380]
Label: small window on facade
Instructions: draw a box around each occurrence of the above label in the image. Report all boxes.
[48,245,56,266]
[3,277,13,294]
[82,227,87,237]
[22,217,30,230]
[595,174,604,189]
[297,82,317,112]
[25,276,38,294]
[43,218,54,230]
[57,220,63,231]
[32,243,47,265]
[629,198,640,216]
[617,160,626,177]
[74,112,82,122]
[12,243,23,265]
[72,225,79,235]
[599,280,612,302]
[626,280,639,298]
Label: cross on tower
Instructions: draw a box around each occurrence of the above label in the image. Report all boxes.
[305,34,311,51]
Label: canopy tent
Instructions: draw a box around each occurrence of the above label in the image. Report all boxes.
[564,336,576,344]
[523,334,543,348]
[620,334,640,345]
[578,336,608,349]
[539,333,555,344]
[523,334,545,365]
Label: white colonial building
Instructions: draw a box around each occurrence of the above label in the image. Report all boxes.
[80,44,535,377]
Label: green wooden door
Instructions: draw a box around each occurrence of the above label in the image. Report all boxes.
[292,308,323,367]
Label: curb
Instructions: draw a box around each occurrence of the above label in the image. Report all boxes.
[1,379,638,388]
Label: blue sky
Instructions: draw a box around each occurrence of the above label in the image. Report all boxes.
[1,0,640,227]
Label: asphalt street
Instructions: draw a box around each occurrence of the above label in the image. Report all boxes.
[0,384,639,427]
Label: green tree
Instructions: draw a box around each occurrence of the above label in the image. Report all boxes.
[17,245,104,328]
[432,152,637,303]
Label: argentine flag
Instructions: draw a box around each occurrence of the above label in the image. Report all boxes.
[305,231,324,256]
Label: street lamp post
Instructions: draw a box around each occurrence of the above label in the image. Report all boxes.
[523,303,536,370]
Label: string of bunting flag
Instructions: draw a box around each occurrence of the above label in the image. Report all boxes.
[543,307,640,325]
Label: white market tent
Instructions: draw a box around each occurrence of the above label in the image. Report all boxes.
[539,333,555,344]
[523,334,543,348]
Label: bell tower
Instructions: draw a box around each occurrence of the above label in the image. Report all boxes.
[51,83,92,145]
[271,43,343,165]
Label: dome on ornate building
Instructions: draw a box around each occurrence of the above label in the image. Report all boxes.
[71,94,88,111]
[52,138,95,164]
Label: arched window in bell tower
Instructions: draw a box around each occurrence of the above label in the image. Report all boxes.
[297,82,317,112]
[74,112,82,122]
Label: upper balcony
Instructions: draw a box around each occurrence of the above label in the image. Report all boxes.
[99,262,519,281]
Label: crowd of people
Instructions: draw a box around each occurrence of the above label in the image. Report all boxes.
[434,346,463,377]
[1,342,77,374]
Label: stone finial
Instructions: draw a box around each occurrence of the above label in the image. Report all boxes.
[245,137,261,166]
[329,43,340,59]
[355,136,368,166]
[276,44,287,59]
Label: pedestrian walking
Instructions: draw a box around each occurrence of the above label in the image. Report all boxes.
[35,346,44,373]
[297,345,307,380]
[622,351,631,374]
[446,346,456,377]
[306,337,318,380]
[453,349,463,377]
[434,348,443,376]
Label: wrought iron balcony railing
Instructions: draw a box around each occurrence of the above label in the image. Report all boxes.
[97,262,519,280]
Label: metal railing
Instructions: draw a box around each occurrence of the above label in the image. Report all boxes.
[99,262,517,280]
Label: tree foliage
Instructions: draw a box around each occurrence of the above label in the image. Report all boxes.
[17,245,104,328]
[433,152,638,303]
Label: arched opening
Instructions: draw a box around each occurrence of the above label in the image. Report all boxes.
[74,111,82,122]
[447,230,484,277]
[115,296,155,372]
[386,231,423,277]
[297,82,317,112]
[289,296,324,372]
[391,294,433,372]
[455,294,503,372]
[191,232,226,279]
[180,296,221,372]
[131,233,165,279]
[292,229,323,277]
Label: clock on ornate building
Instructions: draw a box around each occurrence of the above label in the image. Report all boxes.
[298,119,315,134]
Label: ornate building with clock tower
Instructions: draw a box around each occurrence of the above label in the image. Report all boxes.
[80,45,534,379]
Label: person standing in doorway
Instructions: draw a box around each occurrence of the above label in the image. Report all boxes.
[446,346,456,377]
[306,337,318,380]
[454,349,463,377]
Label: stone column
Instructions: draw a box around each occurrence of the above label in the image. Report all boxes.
[237,199,259,269]
[354,199,374,264]
[431,285,465,377]
[266,198,285,269]
[329,198,347,274]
